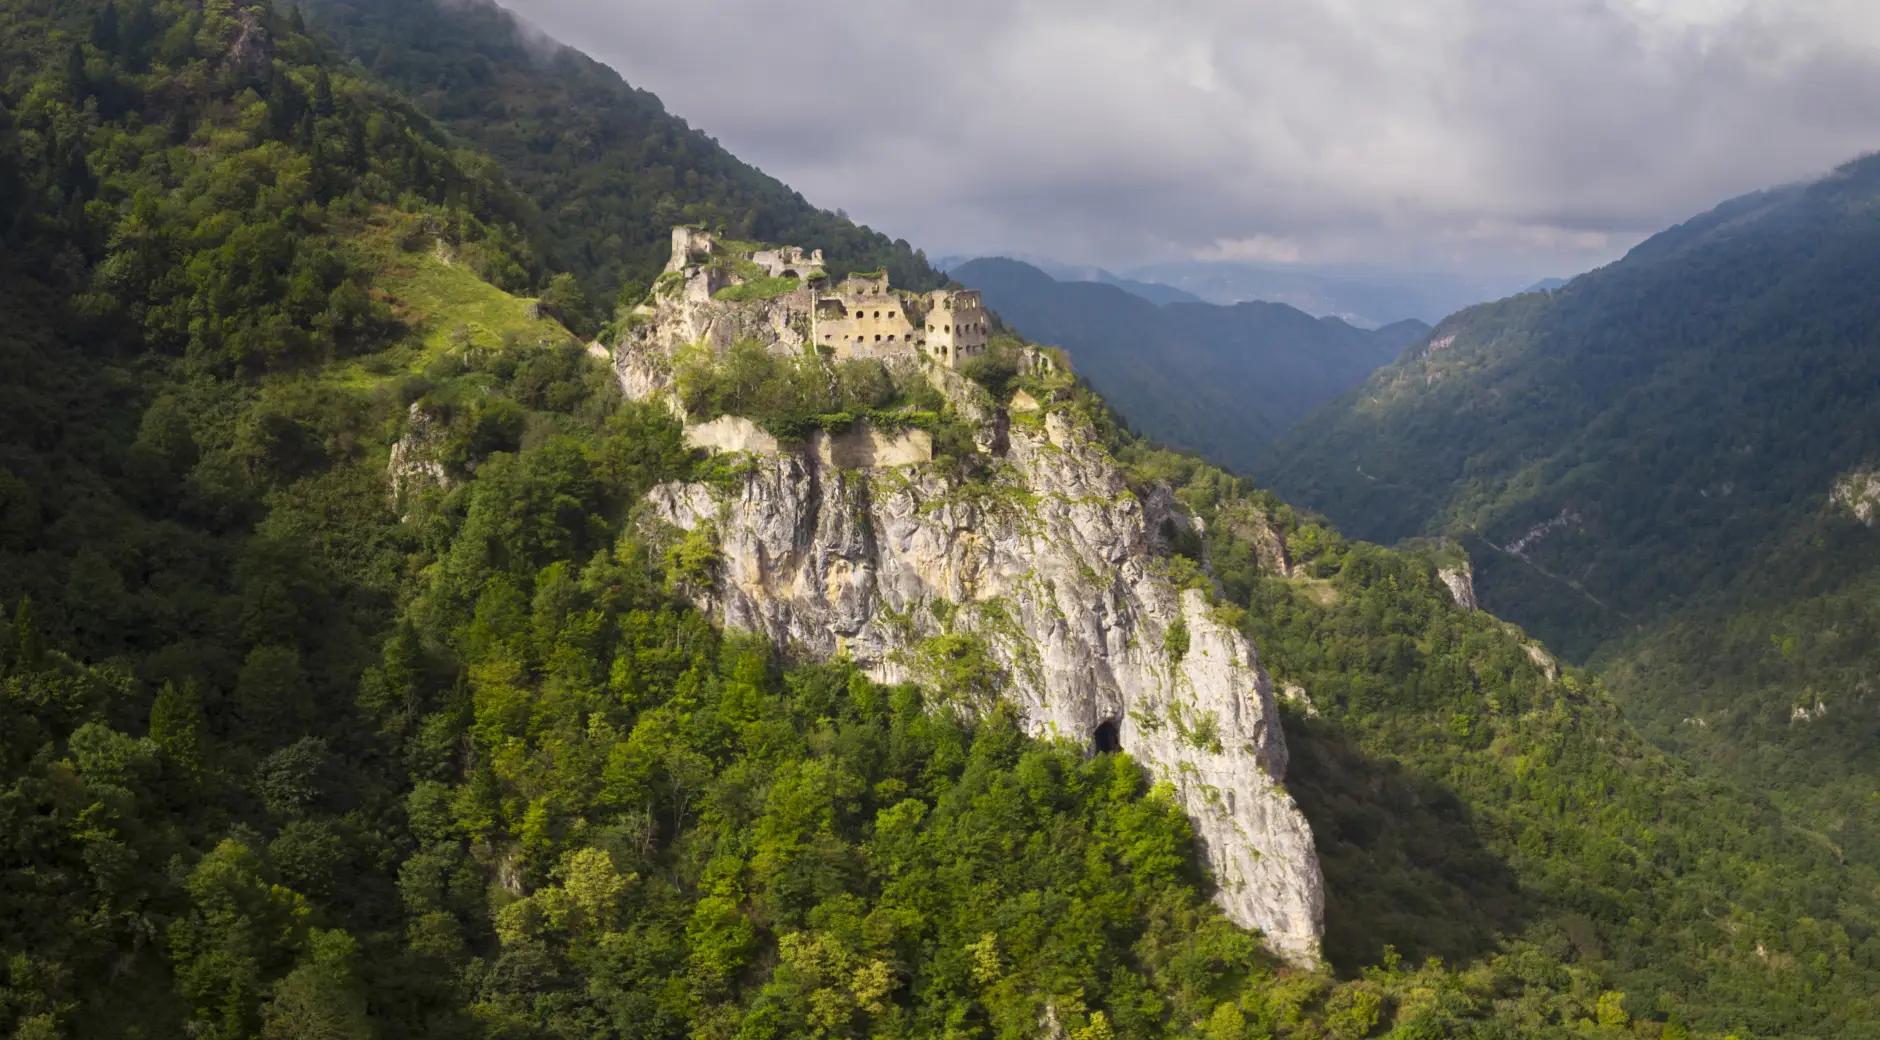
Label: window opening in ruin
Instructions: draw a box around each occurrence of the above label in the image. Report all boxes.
[1093,719,1121,753]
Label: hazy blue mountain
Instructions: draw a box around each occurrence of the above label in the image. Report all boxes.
[940,255,1205,307]
[952,258,1426,471]
[1035,263,1207,306]
[1123,259,1523,327]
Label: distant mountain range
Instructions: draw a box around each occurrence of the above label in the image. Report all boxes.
[1122,260,1525,327]
[941,254,1535,327]
[937,255,1204,306]
[949,258,1427,471]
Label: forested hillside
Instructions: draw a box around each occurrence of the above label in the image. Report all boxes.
[1259,161,1880,659]
[950,258,1425,471]
[1256,155,1880,913]
[296,0,944,333]
[4,2,1880,1038]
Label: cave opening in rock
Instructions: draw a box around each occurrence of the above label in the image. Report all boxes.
[1092,719,1120,754]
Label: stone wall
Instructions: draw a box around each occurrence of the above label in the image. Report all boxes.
[811,425,933,468]
[752,245,826,280]
[682,417,932,470]
[814,293,920,358]
[924,289,991,365]
[668,226,715,272]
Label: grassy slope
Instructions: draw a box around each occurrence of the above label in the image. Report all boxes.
[317,210,580,394]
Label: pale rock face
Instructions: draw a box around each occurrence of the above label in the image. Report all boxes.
[388,402,452,518]
[808,426,933,469]
[684,416,780,456]
[617,237,1324,964]
[1791,698,1828,723]
[1438,564,1478,611]
[1280,683,1319,718]
[1831,469,1880,526]
[617,280,814,401]
[641,405,1325,964]
[1523,642,1560,682]
[1220,505,1293,579]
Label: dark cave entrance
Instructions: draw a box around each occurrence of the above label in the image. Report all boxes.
[1092,718,1121,754]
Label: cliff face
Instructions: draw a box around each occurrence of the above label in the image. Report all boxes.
[613,246,1324,965]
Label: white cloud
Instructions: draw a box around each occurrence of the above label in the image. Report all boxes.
[495,0,1880,283]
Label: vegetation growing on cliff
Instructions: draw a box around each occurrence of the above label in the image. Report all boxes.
[671,340,966,445]
[1112,419,1880,1038]
[0,8,1351,1036]
[4,2,1879,1039]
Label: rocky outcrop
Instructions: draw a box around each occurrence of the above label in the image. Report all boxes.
[618,287,813,402]
[1832,468,1880,526]
[615,229,1325,965]
[1439,564,1478,611]
[1222,506,1294,579]
[1524,642,1560,682]
[388,402,452,517]
[640,404,1324,964]
[1790,697,1828,723]
[684,415,781,456]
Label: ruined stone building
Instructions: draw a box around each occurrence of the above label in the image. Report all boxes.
[664,227,990,367]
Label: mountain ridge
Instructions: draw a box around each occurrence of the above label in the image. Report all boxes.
[949,257,1426,472]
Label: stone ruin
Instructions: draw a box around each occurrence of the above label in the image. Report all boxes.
[663,227,990,368]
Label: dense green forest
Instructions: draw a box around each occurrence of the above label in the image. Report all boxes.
[5,1,1880,1038]
[1252,148,1880,907]
[948,258,1425,471]
[294,0,945,332]
[1257,163,1880,661]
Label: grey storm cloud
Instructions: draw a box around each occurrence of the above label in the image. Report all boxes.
[497,0,1880,282]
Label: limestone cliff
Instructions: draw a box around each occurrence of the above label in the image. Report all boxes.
[1439,564,1478,612]
[639,406,1322,963]
[611,236,1325,965]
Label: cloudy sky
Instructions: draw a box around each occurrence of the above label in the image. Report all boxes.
[499,0,1880,286]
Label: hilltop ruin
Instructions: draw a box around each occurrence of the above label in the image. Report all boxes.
[663,227,992,366]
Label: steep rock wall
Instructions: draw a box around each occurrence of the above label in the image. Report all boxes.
[640,406,1324,964]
